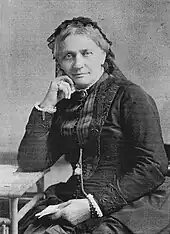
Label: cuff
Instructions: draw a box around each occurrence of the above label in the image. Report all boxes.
[84,181,128,215]
[87,194,103,217]
[34,102,56,120]
[27,107,54,131]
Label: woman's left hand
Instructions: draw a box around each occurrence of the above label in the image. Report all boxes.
[50,199,91,226]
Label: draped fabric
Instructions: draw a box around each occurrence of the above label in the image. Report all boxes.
[18,71,170,234]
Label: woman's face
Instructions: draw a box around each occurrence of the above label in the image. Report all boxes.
[57,34,106,89]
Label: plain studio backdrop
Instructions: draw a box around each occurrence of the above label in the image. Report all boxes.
[0,0,170,186]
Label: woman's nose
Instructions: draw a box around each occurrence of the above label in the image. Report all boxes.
[73,54,84,69]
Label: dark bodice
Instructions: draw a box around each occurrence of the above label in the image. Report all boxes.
[17,71,168,216]
[17,71,170,233]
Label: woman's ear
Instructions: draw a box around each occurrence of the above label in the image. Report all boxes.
[100,51,107,66]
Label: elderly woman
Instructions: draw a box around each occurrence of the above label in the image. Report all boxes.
[18,17,170,234]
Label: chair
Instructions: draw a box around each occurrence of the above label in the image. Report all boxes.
[0,165,49,234]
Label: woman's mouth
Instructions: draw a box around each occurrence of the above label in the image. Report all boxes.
[72,73,89,78]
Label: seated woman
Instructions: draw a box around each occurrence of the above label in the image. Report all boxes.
[17,16,170,234]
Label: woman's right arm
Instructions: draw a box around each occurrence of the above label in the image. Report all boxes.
[17,107,55,172]
[17,75,75,172]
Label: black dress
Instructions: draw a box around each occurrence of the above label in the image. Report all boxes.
[18,72,170,233]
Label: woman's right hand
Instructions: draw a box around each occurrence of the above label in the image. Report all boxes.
[39,76,75,109]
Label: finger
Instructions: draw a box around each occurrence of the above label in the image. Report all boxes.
[35,201,71,218]
[35,205,59,217]
[59,76,75,92]
[59,81,72,99]
[35,211,45,216]
[35,208,60,218]
[59,84,70,99]
[37,215,44,219]
[35,213,41,216]
[35,212,46,217]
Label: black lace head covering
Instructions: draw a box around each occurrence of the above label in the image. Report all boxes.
[47,16,118,75]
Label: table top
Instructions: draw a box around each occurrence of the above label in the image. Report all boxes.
[0,165,46,197]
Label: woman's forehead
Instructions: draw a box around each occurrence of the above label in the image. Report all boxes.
[59,34,101,52]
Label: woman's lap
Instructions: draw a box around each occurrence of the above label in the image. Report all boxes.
[22,218,130,234]
[19,181,132,234]
[20,178,170,234]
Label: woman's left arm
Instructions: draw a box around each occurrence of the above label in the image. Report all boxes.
[117,84,168,200]
[84,84,168,215]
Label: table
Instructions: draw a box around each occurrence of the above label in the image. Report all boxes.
[0,165,48,234]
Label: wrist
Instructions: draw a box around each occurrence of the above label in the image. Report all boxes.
[39,102,56,110]
[80,199,91,220]
[83,198,91,212]
[35,102,56,114]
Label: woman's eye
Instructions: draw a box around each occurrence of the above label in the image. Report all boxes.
[83,51,93,56]
[64,54,73,60]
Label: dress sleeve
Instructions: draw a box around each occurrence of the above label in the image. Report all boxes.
[117,84,168,200]
[84,84,168,215]
[17,107,60,172]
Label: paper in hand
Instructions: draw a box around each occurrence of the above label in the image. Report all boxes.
[35,205,59,218]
